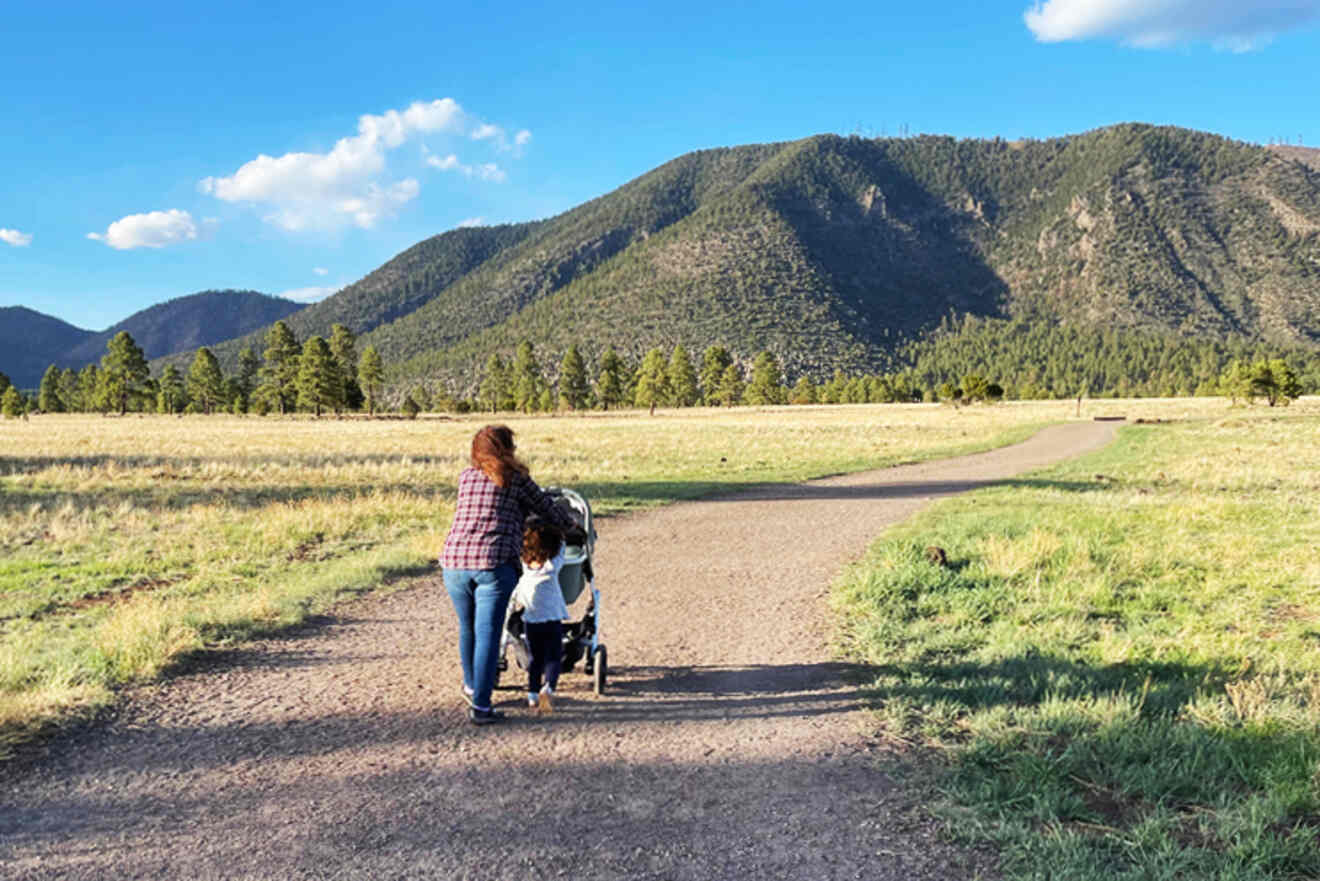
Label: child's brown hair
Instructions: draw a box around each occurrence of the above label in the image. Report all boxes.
[521,516,563,567]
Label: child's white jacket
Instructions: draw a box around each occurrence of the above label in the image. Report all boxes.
[513,549,569,623]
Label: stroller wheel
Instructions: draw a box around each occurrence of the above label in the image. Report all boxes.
[592,645,608,696]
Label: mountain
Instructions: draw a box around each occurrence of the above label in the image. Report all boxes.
[0,307,95,389]
[173,124,1320,394]
[2,290,301,388]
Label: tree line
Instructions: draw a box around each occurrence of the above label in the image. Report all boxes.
[2,323,1312,420]
[5,322,387,417]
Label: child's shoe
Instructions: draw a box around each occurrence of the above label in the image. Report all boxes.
[527,692,539,709]
[539,684,554,714]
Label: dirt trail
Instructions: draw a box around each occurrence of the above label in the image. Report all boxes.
[1,421,1116,881]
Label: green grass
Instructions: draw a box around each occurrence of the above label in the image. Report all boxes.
[832,406,1320,879]
[0,402,1076,755]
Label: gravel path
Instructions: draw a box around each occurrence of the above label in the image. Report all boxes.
[1,421,1116,881]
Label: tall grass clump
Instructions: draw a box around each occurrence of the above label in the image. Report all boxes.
[833,405,1320,880]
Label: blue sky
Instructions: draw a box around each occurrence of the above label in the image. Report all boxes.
[4,0,1320,330]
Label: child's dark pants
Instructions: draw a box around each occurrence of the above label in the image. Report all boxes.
[525,620,563,693]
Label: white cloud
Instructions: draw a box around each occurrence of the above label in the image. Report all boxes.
[200,98,522,230]
[427,153,507,182]
[313,266,328,276]
[277,285,337,303]
[0,228,33,247]
[87,210,198,250]
[457,216,486,228]
[514,130,532,147]
[1024,0,1320,50]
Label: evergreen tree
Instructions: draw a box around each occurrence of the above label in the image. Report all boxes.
[57,368,80,412]
[38,365,63,413]
[667,344,700,407]
[478,353,510,412]
[186,347,226,414]
[328,324,362,412]
[512,340,543,414]
[77,365,102,412]
[537,386,556,413]
[699,345,733,405]
[634,347,670,411]
[157,364,186,414]
[1,385,23,419]
[259,320,301,414]
[358,345,385,416]
[100,331,150,414]
[296,336,342,417]
[236,346,260,413]
[0,371,9,399]
[715,363,744,407]
[744,351,784,405]
[558,345,590,410]
[789,376,817,404]
[596,347,626,410]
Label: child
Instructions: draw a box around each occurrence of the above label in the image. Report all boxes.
[512,516,570,713]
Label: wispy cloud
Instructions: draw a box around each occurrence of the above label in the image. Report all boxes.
[425,153,507,182]
[199,98,527,231]
[0,228,33,247]
[87,210,198,250]
[313,266,328,276]
[1024,0,1320,50]
[457,216,486,228]
[277,285,337,303]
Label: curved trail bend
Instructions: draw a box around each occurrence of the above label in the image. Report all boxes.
[1,421,1117,881]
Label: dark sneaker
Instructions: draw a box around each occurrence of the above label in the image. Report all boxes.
[468,708,504,726]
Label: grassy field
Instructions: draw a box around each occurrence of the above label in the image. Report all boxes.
[832,400,1320,880]
[0,399,1096,755]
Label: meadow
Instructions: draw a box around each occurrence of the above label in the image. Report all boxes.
[1,399,1088,754]
[833,400,1320,879]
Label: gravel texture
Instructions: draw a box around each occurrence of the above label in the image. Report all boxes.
[0,421,1116,880]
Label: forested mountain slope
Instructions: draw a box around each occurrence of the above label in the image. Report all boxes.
[163,124,1320,394]
[0,307,94,389]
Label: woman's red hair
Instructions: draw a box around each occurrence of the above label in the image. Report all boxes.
[470,424,528,488]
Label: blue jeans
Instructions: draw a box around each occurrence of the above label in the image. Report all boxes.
[442,563,518,712]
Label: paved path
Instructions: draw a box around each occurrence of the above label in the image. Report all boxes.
[1,421,1117,881]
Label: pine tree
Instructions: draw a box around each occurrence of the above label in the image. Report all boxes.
[158,364,186,414]
[38,365,63,413]
[100,331,150,414]
[596,347,626,410]
[744,351,783,405]
[634,347,670,412]
[186,347,226,414]
[328,324,361,412]
[0,371,9,400]
[57,368,79,412]
[789,376,817,404]
[558,345,590,410]
[1,386,23,419]
[259,321,301,414]
[358,345,385,416]
[478,353,510,412]
[236,347,260,413]
[699,345,733,405]
[512,340,543,414]
[296,336,342,417]
[715,363,744,407]
[667,344,699,407]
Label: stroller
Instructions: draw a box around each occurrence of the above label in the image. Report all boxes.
[497,487,608,694]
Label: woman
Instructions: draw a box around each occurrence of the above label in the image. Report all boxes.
[440,425,576,725]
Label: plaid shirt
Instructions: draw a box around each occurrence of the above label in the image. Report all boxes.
[440,467,574,570]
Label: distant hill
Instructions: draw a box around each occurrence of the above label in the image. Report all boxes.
[159,124,1320,395]
[0,307,95,389]
[2,290,299,388]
